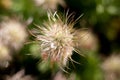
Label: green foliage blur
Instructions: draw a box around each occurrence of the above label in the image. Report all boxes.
[0,0,120,80]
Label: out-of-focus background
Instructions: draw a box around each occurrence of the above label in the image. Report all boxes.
[0,0,120,80]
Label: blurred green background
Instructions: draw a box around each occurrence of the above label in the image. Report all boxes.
[0,0,120,80]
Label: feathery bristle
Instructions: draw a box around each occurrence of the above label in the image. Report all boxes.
[32,11,82,67]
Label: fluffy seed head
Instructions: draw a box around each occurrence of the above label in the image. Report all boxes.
[32,11,81,66]
[75,30,98,51]
[102,55,120,72]
[0,19,28,50]
[102,54,120,80]
[34,0,66,10]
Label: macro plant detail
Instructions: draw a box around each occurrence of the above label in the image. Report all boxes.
[0,0,120,80]
[0,18,28,68]
[31,11,82,67]
[0,19,28,50]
